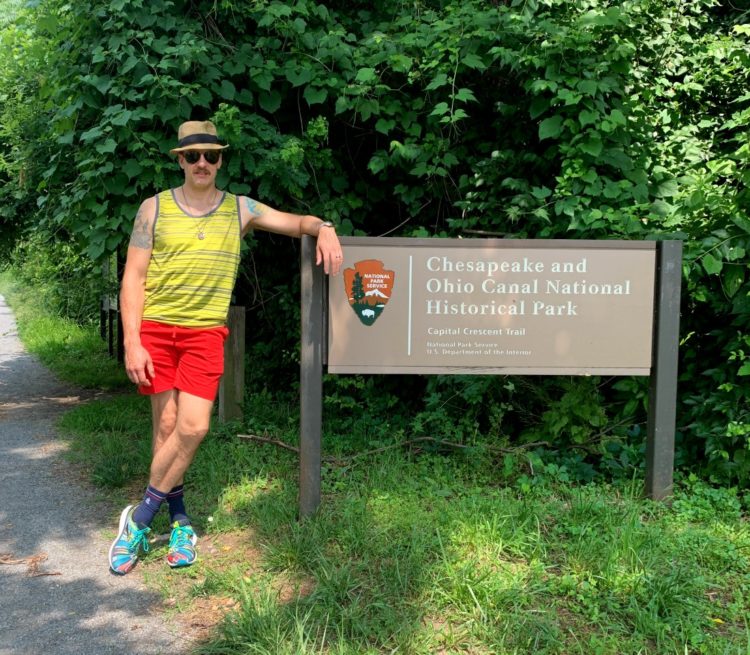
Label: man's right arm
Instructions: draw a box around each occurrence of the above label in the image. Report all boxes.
[120,197,156,386]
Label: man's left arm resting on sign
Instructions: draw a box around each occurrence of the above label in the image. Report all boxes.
[239,195,343,275]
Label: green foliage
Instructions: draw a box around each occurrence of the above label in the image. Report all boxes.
[1,0,750,483]
[0,269,129,389]
[7,231,105,323]
[58,395,153,487]
[59,384,750,654]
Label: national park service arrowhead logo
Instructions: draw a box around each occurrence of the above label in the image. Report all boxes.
[344,260,395,326]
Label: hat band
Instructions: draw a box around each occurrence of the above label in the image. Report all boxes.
[177,133,222,148]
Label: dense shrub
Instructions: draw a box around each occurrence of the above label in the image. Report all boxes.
[0,0,748,483]
[7,232,105,323]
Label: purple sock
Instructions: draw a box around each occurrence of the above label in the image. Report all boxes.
[167,485,189,525]
[132,485,167,528]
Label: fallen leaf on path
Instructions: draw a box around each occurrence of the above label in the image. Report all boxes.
[0,552,62,577]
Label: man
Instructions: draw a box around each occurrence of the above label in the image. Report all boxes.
[109,121,342,574]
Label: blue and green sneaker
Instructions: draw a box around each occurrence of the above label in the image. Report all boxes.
[166,522,197,568]
[108,505,151,575]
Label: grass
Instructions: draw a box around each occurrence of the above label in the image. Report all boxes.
[0,270,129,390]
[3,271,750,654]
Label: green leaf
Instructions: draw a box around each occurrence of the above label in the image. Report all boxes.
[577,80,598,96]
[603,181,621,198]
[389,54,413,73]
[722,265,744,298]
[529,79,558,93]
[558,89,582,106]
[529,97,550,120]
[237,88,254,105]
[259,91,281,113]
[219,80,236,100]
[426,73,448,91]
[702,253,723,275]
[579,134,603,157]
[110,110,132,127]
[579,109,599,126]
[454,88,477,103]
[303,86,327,105]
[430,102,450,117]
[609,109,627,125]
[123,159,143,179]
[368,154,387,175]
[96,139,117,154]
[355,67,377,84]
[193,87,212,107]
[120,56,139,75]
[286,68,312,87]
[581,169,598,183]
[461,53,486,70]
[731,215,750,235]
[656,179,679,198]
[358,99,380,121]
[539,115,564,140]
[446,108,469,123]
[335,96,351,115]
[738,361,750,376]
[80,126,105,142]
[91,46,106,64]
[650,200,675,217]
[253,70,274,92]
[87,240,106,261]
[90,75,112,95]
[375,118,396,135]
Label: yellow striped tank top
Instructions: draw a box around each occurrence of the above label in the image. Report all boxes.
[143,189,241,327]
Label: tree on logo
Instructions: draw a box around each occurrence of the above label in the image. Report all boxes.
[351,272,365,303]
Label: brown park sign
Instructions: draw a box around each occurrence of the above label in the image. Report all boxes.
[298,236,681,514]
[328,238,657,375]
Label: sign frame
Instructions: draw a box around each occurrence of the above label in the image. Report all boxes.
[299,237,682,517]
[327,238,657,376]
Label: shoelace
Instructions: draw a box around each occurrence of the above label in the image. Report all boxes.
[169,525,194,550]
[127,525,151,554]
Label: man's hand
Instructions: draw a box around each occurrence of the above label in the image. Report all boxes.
[316,225,344,276]
[125,343,155,387]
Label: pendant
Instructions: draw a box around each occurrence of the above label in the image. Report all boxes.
[197,231,205,240]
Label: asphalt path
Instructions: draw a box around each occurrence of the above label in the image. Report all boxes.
[0,294,192,655]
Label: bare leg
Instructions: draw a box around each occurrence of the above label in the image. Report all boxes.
[148,390,213,493]
[150,390,179,485]
[151,389,178,450]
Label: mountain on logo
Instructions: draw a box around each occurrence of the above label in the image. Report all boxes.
[365,289,389,299]
[343,260,395,326]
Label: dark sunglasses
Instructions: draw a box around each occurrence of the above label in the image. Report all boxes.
[183,150,221,165]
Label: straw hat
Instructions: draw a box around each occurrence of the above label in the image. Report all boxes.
[170,121,229,154]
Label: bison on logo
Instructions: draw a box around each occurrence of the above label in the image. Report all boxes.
[343,260,395,326]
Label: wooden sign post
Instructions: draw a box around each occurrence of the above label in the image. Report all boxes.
[300,237,682,516]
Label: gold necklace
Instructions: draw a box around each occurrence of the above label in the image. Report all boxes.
[181,186,218,240]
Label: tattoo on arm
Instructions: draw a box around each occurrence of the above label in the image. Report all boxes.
[129,207,153,249]
[244,197,268,220]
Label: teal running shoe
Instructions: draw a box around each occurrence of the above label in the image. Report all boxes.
[166,522,197,568]
[108,505,151,575]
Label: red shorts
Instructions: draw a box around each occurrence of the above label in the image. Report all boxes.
[138,320,229,401]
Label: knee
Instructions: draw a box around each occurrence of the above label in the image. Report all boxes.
[156,411,178,442]
[178,419,210,444]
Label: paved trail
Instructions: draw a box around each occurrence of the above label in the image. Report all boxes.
[0,295,191,655]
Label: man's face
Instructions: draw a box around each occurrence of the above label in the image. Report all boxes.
[179,149,222,188]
